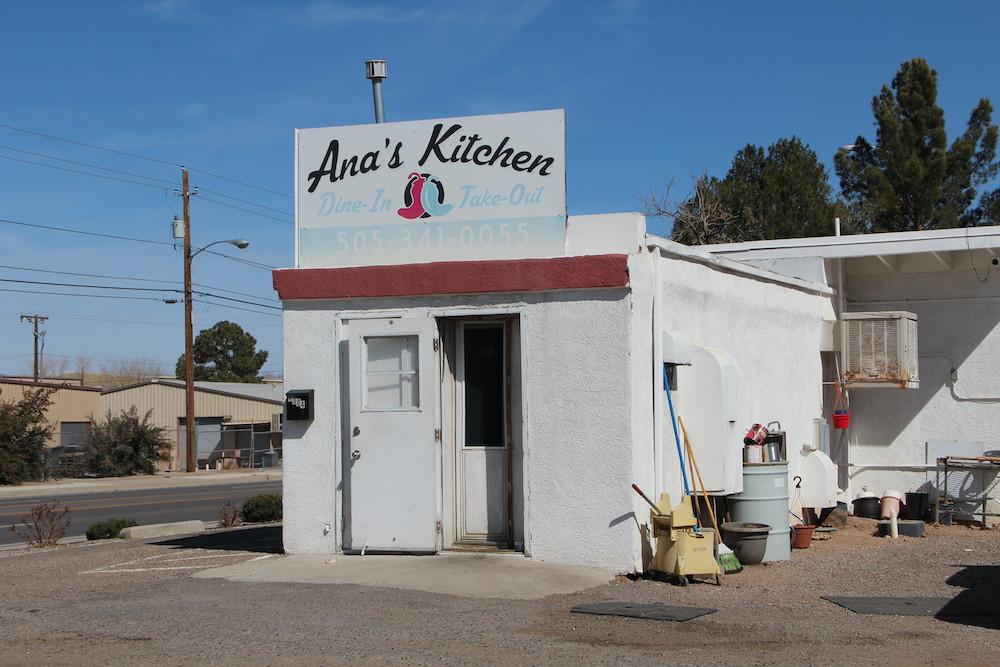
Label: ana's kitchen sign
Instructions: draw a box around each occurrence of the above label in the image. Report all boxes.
[296,109,566,268]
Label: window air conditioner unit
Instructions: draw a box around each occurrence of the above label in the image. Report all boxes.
[840,311,918,389]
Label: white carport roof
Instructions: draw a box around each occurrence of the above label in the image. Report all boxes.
[699,225,1000,280]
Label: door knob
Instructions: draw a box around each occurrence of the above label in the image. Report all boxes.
[351,450,361,460]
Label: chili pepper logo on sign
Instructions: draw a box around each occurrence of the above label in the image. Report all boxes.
[397,173,453,219]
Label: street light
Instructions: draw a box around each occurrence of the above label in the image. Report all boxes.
[177,211,250,473]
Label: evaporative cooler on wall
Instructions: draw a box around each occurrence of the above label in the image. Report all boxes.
[840,311,919,389]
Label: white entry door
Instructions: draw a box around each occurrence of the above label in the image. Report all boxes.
[345,318,439,552]
[456,322,509,544]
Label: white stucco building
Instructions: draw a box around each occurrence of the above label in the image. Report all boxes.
[275,210,836,572]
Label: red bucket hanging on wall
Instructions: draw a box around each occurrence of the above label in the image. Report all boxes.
[832,382,850,429]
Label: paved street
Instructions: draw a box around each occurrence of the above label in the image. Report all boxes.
[1,478,282,547]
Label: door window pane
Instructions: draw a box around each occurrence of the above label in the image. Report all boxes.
[463,326,504,446]
[365,335,419,410]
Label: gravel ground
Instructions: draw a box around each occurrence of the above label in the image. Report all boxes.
[0,519,997,666]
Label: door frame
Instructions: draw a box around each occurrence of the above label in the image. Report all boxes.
[439,314,522,550]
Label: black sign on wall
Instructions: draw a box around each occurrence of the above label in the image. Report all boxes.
[285,390,314,421]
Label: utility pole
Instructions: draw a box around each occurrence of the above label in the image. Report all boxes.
[172,169,246,473]
[20,314,48,381]
[180,167,198,473]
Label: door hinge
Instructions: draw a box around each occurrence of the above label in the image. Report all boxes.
[434,428,442,442]
[433,338,440,352]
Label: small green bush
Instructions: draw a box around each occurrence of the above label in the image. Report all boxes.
[241,493,282,523]
[86,518,138,540]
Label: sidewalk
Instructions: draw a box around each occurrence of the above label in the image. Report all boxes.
[0,468,282,499]
[197,548,617,600]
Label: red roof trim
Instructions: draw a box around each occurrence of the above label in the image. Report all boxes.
[273,254,630,300]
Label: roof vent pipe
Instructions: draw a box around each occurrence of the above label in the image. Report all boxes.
[365,60,387,123]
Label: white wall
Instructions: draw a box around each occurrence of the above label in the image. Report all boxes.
[655,245,835,503]
[281,305,342,554]
[281,286,650,572]
[519,287,647,571]
[844,268,1000,503]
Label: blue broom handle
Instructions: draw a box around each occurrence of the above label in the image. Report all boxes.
[664,364,690,496]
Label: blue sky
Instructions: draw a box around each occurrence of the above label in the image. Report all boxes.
[2,0,999,379]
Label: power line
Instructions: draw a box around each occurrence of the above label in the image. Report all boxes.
[198,195,294,225]
[0,144,178,186]
[6,311,178,326]
[0,287,171,302]
[188,168,292,199]
[0,217,175,247]
[0,264,282,304]
[0,286,281,316]
[197,187,292,217]
[0,277,280,310]
[1,277,177,293]
[2,153,291,225]
[0,122,291,199]
[0,122,178,167]
[196,299,281,317]
[0,217,278,270]
[198,248,277,270]
[0,153,170,191]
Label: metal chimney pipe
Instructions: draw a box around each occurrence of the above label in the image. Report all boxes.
[365,60,387,123]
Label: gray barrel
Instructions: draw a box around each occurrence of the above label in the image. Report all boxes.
[727,462,790,562]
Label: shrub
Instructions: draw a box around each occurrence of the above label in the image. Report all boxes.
[85,406,171,477]
[0,387,55,485]
[241,493,282,523]
[218,501,243,528]
[85,518,138,540]
[10,500,71,547]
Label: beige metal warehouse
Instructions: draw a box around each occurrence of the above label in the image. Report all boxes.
[101,379,284,471]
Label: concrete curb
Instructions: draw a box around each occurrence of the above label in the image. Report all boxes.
[120,520,208,540]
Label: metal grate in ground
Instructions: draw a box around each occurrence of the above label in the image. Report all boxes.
[571,602,717,622]
[823,596,953,616]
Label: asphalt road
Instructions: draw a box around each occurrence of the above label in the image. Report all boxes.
[1,479,282,547]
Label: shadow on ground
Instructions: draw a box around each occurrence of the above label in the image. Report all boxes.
[154,524,283,554]
[936,565,1000,630]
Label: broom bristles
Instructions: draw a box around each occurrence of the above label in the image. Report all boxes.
[717,543,743,574]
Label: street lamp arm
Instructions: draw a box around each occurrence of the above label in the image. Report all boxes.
[189,239,250,258]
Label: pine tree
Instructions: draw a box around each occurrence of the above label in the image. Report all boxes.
[835,58,999,232]
[647,137,838,244]
[720,137,838,240]
[175,321,268,383]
